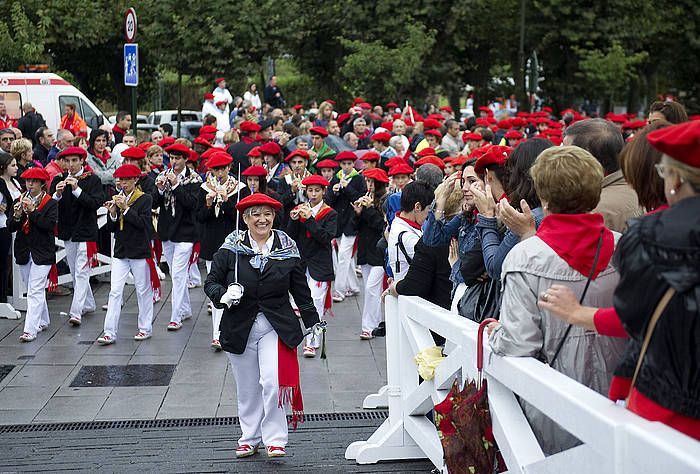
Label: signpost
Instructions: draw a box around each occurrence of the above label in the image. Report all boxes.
[124,8,138,137]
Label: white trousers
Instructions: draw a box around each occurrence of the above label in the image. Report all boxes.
[64,240,96,320]
[20,256,51,336]
[163,241,193,323]
[103,258,153,339]
[361,264,384,332]
[305,271,328,348]
[188,256,202,286]
[227,314,287,447]
[334,234,359,295]
[205,260,223,341]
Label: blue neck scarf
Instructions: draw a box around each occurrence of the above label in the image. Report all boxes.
[221,229,300,270]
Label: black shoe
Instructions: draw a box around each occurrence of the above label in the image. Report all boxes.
[372,326,386,337]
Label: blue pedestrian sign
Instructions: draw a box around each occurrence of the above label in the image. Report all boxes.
[124,43,138,87]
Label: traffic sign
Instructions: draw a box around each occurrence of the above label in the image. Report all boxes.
[124,8,137,42]
[124,43,138,87]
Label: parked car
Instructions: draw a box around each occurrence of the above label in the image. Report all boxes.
[148,110,201,125]
[166,121,202,140]
[108,114,148,124]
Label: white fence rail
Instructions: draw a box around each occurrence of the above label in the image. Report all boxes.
[346,295,700,474]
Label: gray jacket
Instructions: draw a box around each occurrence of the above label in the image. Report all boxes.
[87,152,120,187]
[489,235,626,454]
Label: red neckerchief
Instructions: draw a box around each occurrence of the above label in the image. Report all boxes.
[536,213,614,279]
[21,193,51,235]
[646,203,669,215]
[242,136,255,144]
[395,211,422,230]
[113,125,126,136]
[499,192,508,202]
[91,148,110,164]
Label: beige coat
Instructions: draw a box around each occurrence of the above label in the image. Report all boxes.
[593,170,642,233]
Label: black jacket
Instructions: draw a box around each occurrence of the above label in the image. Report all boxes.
[396,241,452,311]
[204,231,320,354]
[286,207,337,282]
[49,171,104,242]
[17,111,46,145]
[354,204,386,267]
[0,178,20,225]
[324,173,366,237]
[32,144,50,167]
[226,141,258,177]
[106,192,153,260]
[138,174,157,201]
[152,168,201,242]
[9,195,57,266]
[196,187,236,261]
[612,196,700,418]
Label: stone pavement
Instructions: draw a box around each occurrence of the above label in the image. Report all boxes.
[0,266,433,471]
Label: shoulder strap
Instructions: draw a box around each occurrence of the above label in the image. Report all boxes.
[397,231,413,265]
[626,287,675,404]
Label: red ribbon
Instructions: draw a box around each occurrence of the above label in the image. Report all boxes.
[277,338,304,429]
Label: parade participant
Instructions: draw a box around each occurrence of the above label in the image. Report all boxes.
[279,150,312,217]
[12,168,57,342]
[424,129,442,149]
[202,92,218,118]
[308,126,335,171]
[204,193,319,458]
[121,147,157,197]
[259,141,286,190]
[50,146,104,326]
[228,121,261,177]
[315,159,337,183]
[286,175,337,357]
[213,77,234,109]
[388,163,413,193]
[198,152,240,350]
[360,151,380,170]
[352,168,388,339]
[60,103,87,138]
[97,164,155,345]
[153,143,202,331]
[325,150,366,302]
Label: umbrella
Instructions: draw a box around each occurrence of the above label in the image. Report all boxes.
[433,318,505,474]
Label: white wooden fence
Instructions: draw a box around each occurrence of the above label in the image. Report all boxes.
[346,295,700,473]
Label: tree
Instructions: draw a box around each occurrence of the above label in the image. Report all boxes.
[0,2,49,71]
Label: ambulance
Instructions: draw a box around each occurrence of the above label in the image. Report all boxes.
[0,72,109,133]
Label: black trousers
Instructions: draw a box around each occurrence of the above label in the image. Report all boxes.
[0,227,12,303]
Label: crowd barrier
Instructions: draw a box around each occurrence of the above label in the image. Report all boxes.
[346,295,700,473]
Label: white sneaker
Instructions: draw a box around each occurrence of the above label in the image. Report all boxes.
[19,332,36,342]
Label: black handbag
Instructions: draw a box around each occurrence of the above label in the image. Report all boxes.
[457,277,501,323]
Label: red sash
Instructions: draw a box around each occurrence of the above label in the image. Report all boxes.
[278,338,304,429]
[300,206,333,238]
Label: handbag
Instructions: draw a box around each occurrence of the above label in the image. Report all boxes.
[457,277,501,323]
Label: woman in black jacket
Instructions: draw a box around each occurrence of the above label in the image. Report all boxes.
[286,175,338,357]
[0,151,22,303]
[204,193,320,459]
[352,168,388,340]
[12,168,57,342]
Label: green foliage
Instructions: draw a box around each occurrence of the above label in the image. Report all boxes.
[575,42,647,102]
[0,2,49,70]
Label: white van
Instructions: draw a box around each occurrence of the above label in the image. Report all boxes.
[0,72,109,133]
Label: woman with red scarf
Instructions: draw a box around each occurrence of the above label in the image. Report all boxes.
[86,129,120,187]
[13,168,57,342]
[204,193,320,459]
[487,146,627,454]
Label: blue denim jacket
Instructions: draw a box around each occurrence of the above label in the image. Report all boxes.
[475,206,545,279]
[423,210,479,285]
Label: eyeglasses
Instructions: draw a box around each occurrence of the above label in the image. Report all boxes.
[654,163,667,178]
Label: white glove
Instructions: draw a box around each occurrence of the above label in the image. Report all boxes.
[220,283,244,308]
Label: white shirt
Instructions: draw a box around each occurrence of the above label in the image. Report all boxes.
[52,167,84,201]
[248,231,274,257]
[309,200,323,218]
[387,214,422,282]
[202,100,218,118]
[243,91,262,111]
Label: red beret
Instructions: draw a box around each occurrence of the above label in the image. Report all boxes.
[443,156,454,163]
[204,93,215,100]
[193,136,213,148]
[371,132,391,143]
[487,117,497,124]
[451,156,468,166]
[542,106,553,113]
[381,121,394,130]
[352,97,365,105]
[439,106,454,114]
[360,151,380,161]
[384,156,408,168]
[285,150,310,162]
[121,147,146,159]
[474,146,512,174]
[206,153,232,168]
[469,146,491,160]
[247,146,261,158]
[215,99,227,106]
[336,150,357,162]
[516,112,530,118]
[647,120,700,168]
[292,104,304,110]
[388,163,414,176]
[511,118,527,128]
[301,175,330,187]
[478,106,491,113]
[358,102,372,110]
[608,114,626,124]
[415,156,445,170]
[423,118,442,130]
[504,130,524,139]
[187,150,199,162]
[200,147,220,160]
[258,141,282,155]
[315,159,338,169]
[138,141,154,151]
[622,120,646,130]
[336,113,350,126]
[475,118,490,127]
[309,126,329,137]
[158,137,176,147]
[235,193,282,212]
[241,165,267,177]
[463,132,483,141]
[164,143,191,156]
[427,114,445,121]
[362,167,389,183]
[113,163,141,179]
[497,119,512,130]
[392,113,402,120]
[239,121,261,133]
[549,136,563,146]
[199,125,218,135]
[58,146,87,160]
[535,118,550,125]
[386,102,398,109]
[424,129,442,138]
[326,99,336,106]
[21,167,50,182]
[416,147,436,157]
[215,77,225,84]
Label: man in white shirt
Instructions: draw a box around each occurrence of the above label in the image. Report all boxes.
[387,181,433,281]
[202,93,218,118]
[213,77,234,113]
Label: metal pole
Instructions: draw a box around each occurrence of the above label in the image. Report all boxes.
[131,86,137,137]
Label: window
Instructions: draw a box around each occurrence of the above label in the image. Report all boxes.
[152,115,161,125]
[80,98,102,129]
[59,95,80,119]
[0,92,23,120]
